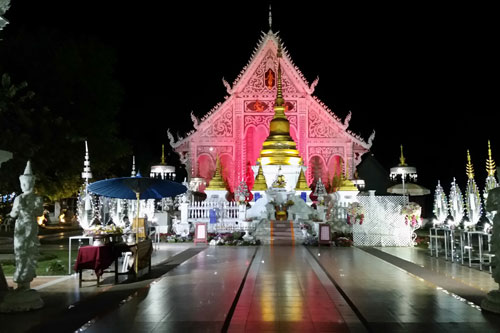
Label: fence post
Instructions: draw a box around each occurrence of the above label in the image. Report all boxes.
[180,202,189,223]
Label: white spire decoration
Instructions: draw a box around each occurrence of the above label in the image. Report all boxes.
[131,155,136,177]
[433,180,448,227]
[78,141,93,230]
[465,150,482,229]
[81,141,92,182]
[268,4,272,31]
[448,177,464,228]
[484,141,498,198]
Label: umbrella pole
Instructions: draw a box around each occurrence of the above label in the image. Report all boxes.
[135,192,140,274]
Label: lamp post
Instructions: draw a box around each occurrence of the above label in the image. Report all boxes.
[390,145,417,198]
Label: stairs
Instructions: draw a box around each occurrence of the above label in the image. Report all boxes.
[253,219,305,245]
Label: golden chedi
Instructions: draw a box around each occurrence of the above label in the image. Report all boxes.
[205,156,227,190]
[258,43,302,167]
[252,163,268,191]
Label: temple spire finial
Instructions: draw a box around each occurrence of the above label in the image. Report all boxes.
[466,149,475,179]
[268,4,272,31]
[486,140,496,177]
[399,145,407,166]
[275,40,284,107]
[161,144,165,165]
[131,155,136,177]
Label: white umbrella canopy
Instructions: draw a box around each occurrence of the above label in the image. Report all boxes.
[387,183,431,196]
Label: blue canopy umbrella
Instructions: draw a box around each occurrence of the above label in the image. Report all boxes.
[88,175,187,254]
[88,176,187,200]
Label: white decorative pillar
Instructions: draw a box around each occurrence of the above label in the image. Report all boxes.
[180,202,189,224]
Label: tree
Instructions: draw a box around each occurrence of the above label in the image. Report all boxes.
[0,28,130,200]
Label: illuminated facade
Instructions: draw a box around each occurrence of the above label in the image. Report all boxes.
[169,29,374,192]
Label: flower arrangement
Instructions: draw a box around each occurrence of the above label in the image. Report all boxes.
[85,224,123,236]
[401,202,422,228]
[347,202,364,225]
[335,237,353,247]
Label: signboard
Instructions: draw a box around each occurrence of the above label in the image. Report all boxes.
[132,218,146,238]
[194,223,208,244]
[319,223,331,246]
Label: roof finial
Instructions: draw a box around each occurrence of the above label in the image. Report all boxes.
[131,155,136,177]
[486,140,496,176]
[466,149,474,179]
[161,144,165,165]
[399,145,407,166]
[275,40,284,107]
[268,4,272,31]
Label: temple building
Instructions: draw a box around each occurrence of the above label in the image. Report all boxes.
[168,20,374,193]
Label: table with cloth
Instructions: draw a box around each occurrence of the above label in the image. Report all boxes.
[74,240,152,287]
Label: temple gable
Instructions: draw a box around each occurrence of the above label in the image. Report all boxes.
[171,30,373,191]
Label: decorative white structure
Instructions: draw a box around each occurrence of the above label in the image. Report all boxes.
[0,161,44,312]
[484,141,498,223]
[465,150,482,229]
[448,177,464,228]
[150,145,175,180]
[313,178,327,203]
[353,194,410,246]
[481,186,500,313]
[390,145,417,197]
[77,141,94,230]
[432,180,448,226]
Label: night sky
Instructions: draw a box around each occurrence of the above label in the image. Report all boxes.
[2,1,498,195]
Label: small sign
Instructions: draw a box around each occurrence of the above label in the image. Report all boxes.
[319,223,331,246]
[194,223,208,244]
[209,209,217,224]
[300,192,307,202]
[254,192,261,202]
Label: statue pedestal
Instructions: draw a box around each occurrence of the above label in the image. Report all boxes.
[0,289,44,313]
[482,290,500,314]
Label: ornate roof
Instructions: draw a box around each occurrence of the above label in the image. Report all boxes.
[168,29,374,150]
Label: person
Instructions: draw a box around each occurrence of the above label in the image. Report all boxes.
[9,161,43,290]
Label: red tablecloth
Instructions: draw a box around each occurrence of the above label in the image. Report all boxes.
[74,245,115,277]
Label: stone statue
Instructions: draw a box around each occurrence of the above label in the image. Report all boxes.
[0,161,44,312]
[481,186,500,313]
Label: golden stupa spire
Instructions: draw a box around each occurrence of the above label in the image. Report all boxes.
[205,155,227,190]
[252,163,268,190]
[161,144,165,165]
[295,166,310,191]
[466,150,475,179]
[486,140,496,177]
[258,40,302,166]
[275,42,284,107]
[399,145,407,166]
[338,157,358,191]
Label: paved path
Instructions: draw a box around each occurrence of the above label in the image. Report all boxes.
[308,246,500,332]
[2,244,500,332]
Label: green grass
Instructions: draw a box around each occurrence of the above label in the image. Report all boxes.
[1,249,77,276]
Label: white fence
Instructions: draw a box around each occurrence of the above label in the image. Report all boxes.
[185,201,252,233]
[352,196,413,246]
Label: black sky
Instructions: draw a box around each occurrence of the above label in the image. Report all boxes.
[2,1,499,194]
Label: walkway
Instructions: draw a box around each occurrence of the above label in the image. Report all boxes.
[2,245,500,332]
